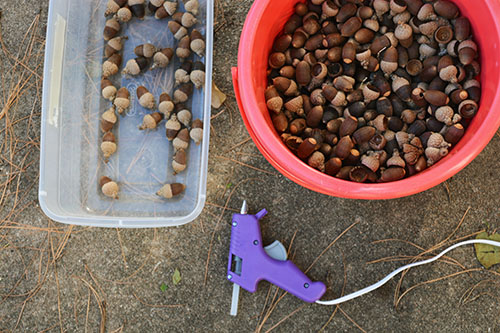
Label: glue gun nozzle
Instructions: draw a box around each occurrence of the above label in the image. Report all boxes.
[240,200,248,215]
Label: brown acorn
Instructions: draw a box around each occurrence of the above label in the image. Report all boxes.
[458,99,478,118]
[438,55,458,83]
[174,60,192,86]
[183,0,199,15]
[336,2,357,22]
[273,34,292,52]
[173,128,190,151]
[433,0,459,19]
[269,52,286,69]
[434,25,453,45]
[297,138,318,159]
[424,90,449,106]
[157,183,185,199]
[342,42,356,64]
[272,112,288,133]
[406,59,423,76]
[444,123,465,145]
[168,21,188,40]
[308,151,325,171]
[273,77,299,96]
[303,16,321,36]
[105,36,127,58]
[341,17,362,37]
[101,106,118,132]
[265,86,283,113]
[339,116,358,137]
[105,0,127,16]
[172,11,197,28]
[165,115,181,140]
[155,1,176,19]
[158,93,174,118]
[454,17,471,41]
[114,87,130,114]
[348,166,367,183]
[284,96,304,114]
[128,0,145,19]
[173,83,193,103]
[133,43,156,59]
[172,149,187,174]
[458,40,477,66]
[380,47,398,75]
[102,54,122,78]
[100,176,119,199]
[101,78,117,101]
[103,18,120,41]
[380,167,406,182]
[189,119,203,145]
[325,157,342,176]
[101,132,117,159]
[335,136,354,160]
[190,61,205,89]
[148,0,165,13]
[122,57,148,76]
[464,80,481,103]
[335,166,354,180]
[306,106,324,127]
[392,76,411,102]
[279,66,295,79]
[370,35,391,55]
[136,86,155,109]
[304,34,324,51]
[139,112,163,130]
[333,75,355,92]
[115,7,133,23]
[152,48,174,69]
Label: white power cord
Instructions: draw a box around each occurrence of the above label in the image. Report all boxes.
[316,239,500,306]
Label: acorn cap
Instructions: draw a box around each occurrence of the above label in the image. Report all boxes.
[135,43,156,58]
[122,57,148,75]
[190,62,205,89]
[101,141,117,158]
[102,54,122,77]
[395,23,412,41]
[157,183,185,199]
[105,0,127,16]
[105,36,126,58]
[162,1,178,16]
[190,119,203,144]
[101,178,119,198]
[116,7,132,22]
[177,109,192,127]
[152,48,174,69]
[173,83,193,103]
[458,99,478,118]
[184,0,199,15]
[101,78,117,100]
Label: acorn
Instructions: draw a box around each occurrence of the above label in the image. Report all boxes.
[295,61,311,87]
[101,78,117,101]
[166,115,181,140]
[116,7,133,22]
[157,93,174,118]
[176,35,191,60]
[134,43,156,58]
[425,146,448,165]
[173,60,192,86]
[273,34,293,52]
[424,90,449,106]
[173,128,190,151]
[172,149,187,174]
[105,0,127,16]
[419,21,438,37]
[155,1,176,19]
[148,0,165,13]
[284,96,304,114]
[100,176,119,199]
[333,75,355,92]
[190,61,205,89]
[346,166,366,183]
[128,0,145,18]
[458,99,478,118]
[173,83,193,103]
[352,126,376,144]
[444,123,465,145]
[362,84,380,103]
[417,3,436,21]
[190,119,203,145]
[380,47,398,75]
[426,117,444,132]
[269,52,286,69]
[395,23,412,41]
[157,183,185,199]
[122,57,148,76]
[407,119,426,136]
[303,15,321,35]
[102,54,122,78]
[114,87,130,114]
[392,75,411,102]
[380,167,406,182]
[324,157,342,176]
[433,0,459,19]
[335,166,355,180]
[386,150,405,168]
[297,138,318,159]
[336,2,357,22]
[434,25,453,45]
[172,11,197,28]
[176,109,191,128]
[464,80,481,103]
[190,30,205,57]
[308,151,325,171]
[361,153,380,172]
[152,48,174,69]
[183,0,199,16]
[101,106,118,132]
[458,40,477,66]
[105,36,127,58]
[388,116,403,131]
[103,18,121,41]
[279,65,295,79]
[341,17,362,37]
[335,136,354,160]
[168,21,188,40]
[454,17,470,41]
[292,28,309,48]
[369,133,387,150]
[139,112,163,130]
[373,0,390,17]
[101,132,117,159]
[273,77,298,96]
[272,112,288,133]
[136,86,155,109]
[265,86,283,114]
[401,109,417,124]
[339,115,358,137]
[342,42,356,64]
[438,55,458,83]
[411,87,427,108]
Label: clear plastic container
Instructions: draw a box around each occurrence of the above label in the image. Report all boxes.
[39,0,213,228]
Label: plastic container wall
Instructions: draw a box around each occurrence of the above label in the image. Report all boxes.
[233,0,500,199]
[39,0,214,227]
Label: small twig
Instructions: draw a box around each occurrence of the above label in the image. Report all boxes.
[338,307,367,333]
[116,228,128,268]
[214,155,277,176]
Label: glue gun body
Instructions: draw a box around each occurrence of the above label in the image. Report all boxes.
[227,210,326,303]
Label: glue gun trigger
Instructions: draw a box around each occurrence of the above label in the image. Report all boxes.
[264,240,287,261]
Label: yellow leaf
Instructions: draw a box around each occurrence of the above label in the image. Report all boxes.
[474,232,500,269]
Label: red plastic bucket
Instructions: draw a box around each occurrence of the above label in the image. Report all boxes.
[232,0,500,199]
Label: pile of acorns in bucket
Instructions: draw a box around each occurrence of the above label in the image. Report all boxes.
[98,0,205,199]
[266,0,481,183]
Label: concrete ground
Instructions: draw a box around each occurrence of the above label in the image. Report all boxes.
[0,0,499,332]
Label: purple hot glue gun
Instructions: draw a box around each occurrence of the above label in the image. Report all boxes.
[227,201,326,316]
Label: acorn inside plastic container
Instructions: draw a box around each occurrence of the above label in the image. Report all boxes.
[232,0,500,199]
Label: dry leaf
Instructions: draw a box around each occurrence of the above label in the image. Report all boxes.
[474,232,500,269]
[211,82,227,109]
[172,268,182,285]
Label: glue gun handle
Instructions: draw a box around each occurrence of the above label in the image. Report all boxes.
[263,257,326,303]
